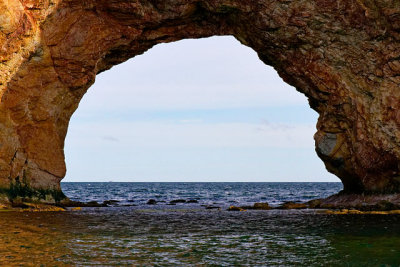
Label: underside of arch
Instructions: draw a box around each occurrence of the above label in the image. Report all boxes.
[0,0,400,202]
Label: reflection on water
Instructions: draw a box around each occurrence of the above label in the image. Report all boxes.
[0,208,399,266]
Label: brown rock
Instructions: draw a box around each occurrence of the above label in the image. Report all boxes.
[323,209,400,215]
[0,1,400,200]
[319,193,400,211]
[227,206,246,211]
[306,199,322,209]
[279,202,308,210]
[253,203,271,210]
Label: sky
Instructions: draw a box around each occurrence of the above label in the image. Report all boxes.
[63,36,339,182]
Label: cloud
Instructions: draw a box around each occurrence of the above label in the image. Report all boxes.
[102,136,119,142]
[257,119,296,132]
[67,120,316,149]
[78,36,307,113]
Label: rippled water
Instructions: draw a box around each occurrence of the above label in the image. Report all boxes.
[1,182,400,266]
[61,182,343,207]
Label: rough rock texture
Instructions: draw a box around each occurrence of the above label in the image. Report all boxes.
[0,0,400,200]
[319,193,400,210]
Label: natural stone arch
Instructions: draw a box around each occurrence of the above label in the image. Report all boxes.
[0,0,400,201]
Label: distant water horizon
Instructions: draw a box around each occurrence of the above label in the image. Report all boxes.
[61,182,343,207]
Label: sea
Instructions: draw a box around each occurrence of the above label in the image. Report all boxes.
[1,182,400,266]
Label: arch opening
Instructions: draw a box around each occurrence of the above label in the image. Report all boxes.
[64,36,338,183]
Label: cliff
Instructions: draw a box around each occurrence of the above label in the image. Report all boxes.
[0,0,400,202]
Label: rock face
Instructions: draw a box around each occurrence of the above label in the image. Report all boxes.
[0,0,400,201]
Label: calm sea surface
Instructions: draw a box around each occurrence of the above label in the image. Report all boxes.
[1,182,400,266]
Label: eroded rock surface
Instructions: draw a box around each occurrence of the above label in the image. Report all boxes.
[0,0,400,201]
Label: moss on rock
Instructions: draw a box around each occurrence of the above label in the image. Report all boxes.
[0,174,66,204]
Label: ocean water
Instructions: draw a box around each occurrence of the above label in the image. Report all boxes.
[1,182,400,266]
[61,182,343,207]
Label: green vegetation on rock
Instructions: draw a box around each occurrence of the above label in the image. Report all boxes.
[0,173,66,204]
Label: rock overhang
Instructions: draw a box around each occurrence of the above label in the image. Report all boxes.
[0,0,400,202]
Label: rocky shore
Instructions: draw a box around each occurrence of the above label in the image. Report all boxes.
[226,193,400,214]
[3,192,400,214]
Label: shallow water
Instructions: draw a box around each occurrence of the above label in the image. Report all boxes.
[1,182,400,266]
[0,208,400,266]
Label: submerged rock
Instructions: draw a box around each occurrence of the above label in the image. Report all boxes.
[323,209,400,215]
[227,206,246,211]
[205,206,221,210]
[306,199,322,209]
[319,194,400,211]
[102,200,120,206]
[278,202,308,210]
[87,201,107,207]
[252,203,271,210]
[238,203,271,210]
[20,203,66,212]
[147,199,157,205]
[62,200,107,207]
[170,199,186,204]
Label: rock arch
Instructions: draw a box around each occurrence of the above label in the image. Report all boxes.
[0,0,399,201]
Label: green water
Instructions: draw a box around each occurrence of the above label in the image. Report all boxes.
[0,208,399,266]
